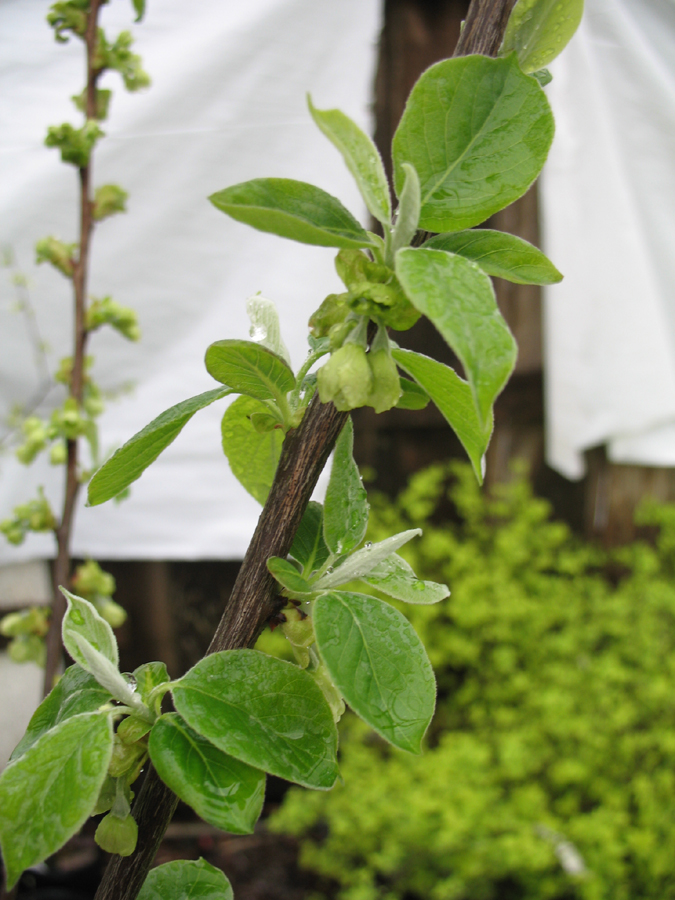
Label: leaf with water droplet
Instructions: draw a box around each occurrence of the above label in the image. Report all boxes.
[323,417,369,556]
[61,588,118,671]
[205,339,294,405]
[246,295,292,367]
[171,650,338,789]
[312,529,422,590]
[313,591,436,752]
[361,553,450,605]
[500,0,584,73]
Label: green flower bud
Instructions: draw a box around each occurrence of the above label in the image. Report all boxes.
[95,598,127,629]
[308,293,349,338]
[86,297,140,341]
[108,735,146,779]
[45,121,104,168]
[72,559,116,598]
[8,634,46,667]
[50,441,67,466]
[280,606,314,649]
[317,343,373,411]
[0,520,25,545]
[95,812,138,857]
[366,328,402,414]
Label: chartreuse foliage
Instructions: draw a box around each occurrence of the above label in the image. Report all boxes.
[273,463,675,900]
[2,1,581,895]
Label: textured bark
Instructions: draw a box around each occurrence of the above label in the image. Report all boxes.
[94,2,517,897]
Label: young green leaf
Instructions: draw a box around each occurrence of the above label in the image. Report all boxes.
[312,529,422,590]
[389,163,421,259]
[361,553,449,604]
[392,54,554,231]
[149,713,265,835]
[267,557,315,597]
[290,501,330,576]
[137,858,233,900]
[10,665,111,762]
[0,712,113,890]
[209,178,372,249]
[313,592,436,753]
[205,339,295,403]
[501,0,584,73]
[171,650,338,790]
[395,247,517,429]
[61,587,118,669]
[323,417,369,555]
[87,387,231,506]
[392,348,492,483]
[424,229,562,285]
[246,294,292,366]
[307,95,392,227]
[396,377,430,410]
[133,661,170,706]
[221,395,284,504]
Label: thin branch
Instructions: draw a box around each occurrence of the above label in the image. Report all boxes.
[43,0,104,695]
[93,1,517,896]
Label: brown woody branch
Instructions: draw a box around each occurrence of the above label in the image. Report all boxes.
[93,1,516,896]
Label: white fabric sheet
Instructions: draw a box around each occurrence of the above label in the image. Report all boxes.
[0,0,381,561]
[541,0,675,479]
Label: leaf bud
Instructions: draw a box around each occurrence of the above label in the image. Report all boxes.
[45,121,104,168]
[35,237,77,278]
[280,606,315,649]
[108,735,146,779]
[93,184,128,221]
[95,812,138,857]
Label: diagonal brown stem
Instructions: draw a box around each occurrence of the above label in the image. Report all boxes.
[93,2,516,897]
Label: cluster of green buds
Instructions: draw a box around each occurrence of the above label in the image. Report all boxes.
[0,489,56,546]
[93,715,149,856]
[312,248,419,414]
[86,296,140,341]
[71,559,127,629]
[35,236,77,278]
[317,320,402,414]
[0,606,50,666]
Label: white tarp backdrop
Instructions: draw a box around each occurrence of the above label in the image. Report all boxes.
[0,0,381,562]
[2,0,673,563]
[541,0,675,479]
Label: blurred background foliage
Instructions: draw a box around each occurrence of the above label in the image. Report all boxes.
[259,463,675,900]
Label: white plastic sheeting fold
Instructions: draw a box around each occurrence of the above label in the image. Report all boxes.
[541,0,675,479]
[0,0,380,561]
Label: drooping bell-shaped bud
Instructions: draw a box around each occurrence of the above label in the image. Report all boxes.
[366,326,402,413]
[95,812,138,857]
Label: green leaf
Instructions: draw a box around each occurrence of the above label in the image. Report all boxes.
[209,179,372,249]
[395,247,517,428]
[312,529,422,590]
[392,348,491,483]
[137,858,233,900]
[221,395,284,504]
[424,229,562,285]
[205,340,294,403]
[133,661,170,706]
[323,417,369,555]
[362,553,449,604]
[88,388,230,506]
[267,557,314,597]
[392,54,554,231]
[132,0,145,22]
[501,0,584,73]
[389,163,421,259]
[149,713,265,835]
[61,587,118,669]
[313,592,436,753]
[307,95,391,227]
[289,501,330,576]
[171,650,338,790]
[396,377,429,410]
[10,665,111,762]
[0,712,113,889]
